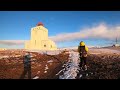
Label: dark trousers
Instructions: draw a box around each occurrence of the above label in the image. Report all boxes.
[80,57,87,67]
[20,66,31,79]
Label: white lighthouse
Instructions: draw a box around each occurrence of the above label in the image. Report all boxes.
[25,22,57,50]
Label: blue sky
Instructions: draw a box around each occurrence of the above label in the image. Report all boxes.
[0,11,120,49]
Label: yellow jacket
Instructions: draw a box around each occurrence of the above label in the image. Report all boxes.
[85,46,88,52]
[78,45,88,52]
[78,45,88,57]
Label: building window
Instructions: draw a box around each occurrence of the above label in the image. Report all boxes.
[44,45,46,47]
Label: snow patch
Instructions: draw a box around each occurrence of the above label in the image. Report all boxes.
[59,51,80,79]
[47,60,53,63]
[44,71,47,73]
[37,71,40,74]
[29,50,62,55]
[45,65,49,70]
[89,48,120,54]
[33,76,39,79]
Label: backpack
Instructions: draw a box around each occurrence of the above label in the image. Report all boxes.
[79,46,87,57]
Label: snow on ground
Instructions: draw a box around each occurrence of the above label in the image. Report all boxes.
[59,51,80,79]
[89,48,120,54]
[47,60,53,63]
[45,64,49,70]
[26,48,120,56]
[26,50,62,55]
[0,55,22,59]
[44,64,49,73]
[0,56,9,59]
[33,76,39,79]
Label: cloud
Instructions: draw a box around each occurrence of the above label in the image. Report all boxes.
[0,40,26,46]
[49,23,120,42]
[0,22,120,47]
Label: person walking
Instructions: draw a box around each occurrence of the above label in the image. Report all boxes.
[78,41,88,71]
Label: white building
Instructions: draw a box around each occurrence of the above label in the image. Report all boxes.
[25,22,57,50]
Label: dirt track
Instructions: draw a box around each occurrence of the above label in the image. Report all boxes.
[0,48,120,79]
[0,50,69,79]
[78,48,120,79]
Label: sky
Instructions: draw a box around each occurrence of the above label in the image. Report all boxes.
[0,11,120,49]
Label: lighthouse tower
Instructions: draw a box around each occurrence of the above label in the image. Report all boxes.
[25,22,57,50]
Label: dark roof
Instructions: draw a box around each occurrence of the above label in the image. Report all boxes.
[37,22,44,26]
